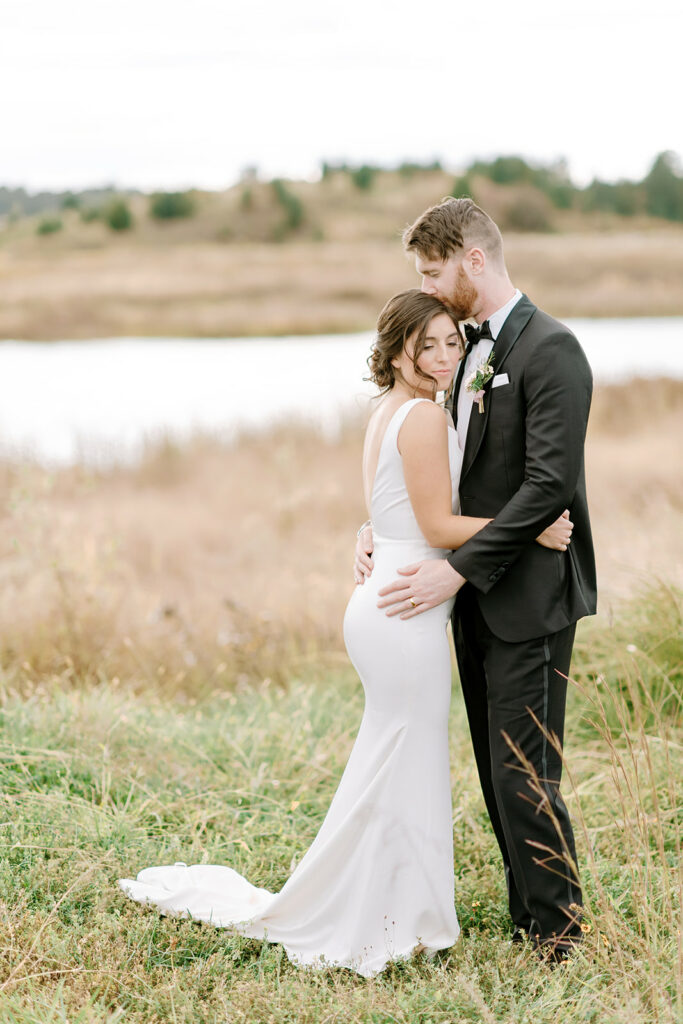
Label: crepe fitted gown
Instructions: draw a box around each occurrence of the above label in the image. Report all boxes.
[119,398,463,977]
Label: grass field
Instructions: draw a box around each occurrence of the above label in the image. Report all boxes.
[0,591,680,1023]
[0,379,681,1021]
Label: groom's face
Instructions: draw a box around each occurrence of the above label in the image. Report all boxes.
[416,255,479,322]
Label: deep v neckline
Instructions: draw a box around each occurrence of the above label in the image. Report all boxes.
[364,399,427,513]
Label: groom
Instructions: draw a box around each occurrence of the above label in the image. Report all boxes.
[356,197,596,960]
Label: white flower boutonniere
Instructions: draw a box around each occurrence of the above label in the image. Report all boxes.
[464,356,495,414]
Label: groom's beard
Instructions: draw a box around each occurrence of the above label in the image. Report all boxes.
[442,265,478,322]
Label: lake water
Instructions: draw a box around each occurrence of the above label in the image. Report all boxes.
[1,317,681,466]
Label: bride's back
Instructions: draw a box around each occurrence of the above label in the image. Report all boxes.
[363,397,459,545]
[362,396,409,510]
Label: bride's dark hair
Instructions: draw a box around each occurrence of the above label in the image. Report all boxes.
[367,289,462,396]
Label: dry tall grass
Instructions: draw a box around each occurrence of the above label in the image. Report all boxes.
[0,379,680,693]
[1,232,682,339]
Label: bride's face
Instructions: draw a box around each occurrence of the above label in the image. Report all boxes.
[392,312,462,395]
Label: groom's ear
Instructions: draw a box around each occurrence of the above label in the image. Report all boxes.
[466,247,486,276]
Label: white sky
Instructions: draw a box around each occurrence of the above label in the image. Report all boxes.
[1,0,681,193]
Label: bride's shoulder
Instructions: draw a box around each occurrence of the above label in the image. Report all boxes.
[403,398,449,426]
[397,399,448,444]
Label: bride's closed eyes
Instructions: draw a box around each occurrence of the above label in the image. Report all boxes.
[423,335,460,350]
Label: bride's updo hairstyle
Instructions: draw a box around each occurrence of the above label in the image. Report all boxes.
[368,289,461,396]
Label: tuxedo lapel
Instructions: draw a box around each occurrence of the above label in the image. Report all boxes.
[460,295,537,482]
[486,294,536,377]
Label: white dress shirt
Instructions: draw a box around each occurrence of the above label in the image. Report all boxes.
[456,288,523,451]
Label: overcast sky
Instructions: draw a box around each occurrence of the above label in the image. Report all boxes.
[1,0,680,193]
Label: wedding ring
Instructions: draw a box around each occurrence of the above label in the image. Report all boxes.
[409,598,417,607]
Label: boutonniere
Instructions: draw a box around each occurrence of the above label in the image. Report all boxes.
[464,355,495,414]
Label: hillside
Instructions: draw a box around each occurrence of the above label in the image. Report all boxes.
[1,167,682,339]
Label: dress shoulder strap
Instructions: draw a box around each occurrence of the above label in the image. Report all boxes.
[386,397,433,449]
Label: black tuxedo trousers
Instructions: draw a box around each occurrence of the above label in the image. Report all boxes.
[454,586,581,944]
[448,296,596,947]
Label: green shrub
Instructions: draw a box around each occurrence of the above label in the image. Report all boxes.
[503,192,553,232]
[80,206,101,223]
[610,182,641,216]
[36,217,62,235]
[398,159,442,177]
[149,191,195,220]
[582,179,642,216]
[350,165,376,191]
[470,155,533,185]
[545,182,575,210]
[644,151,683,221]
[61,193,80,210]
[271,179,304,239]
[451,174,475,200]
[105,199,133,231]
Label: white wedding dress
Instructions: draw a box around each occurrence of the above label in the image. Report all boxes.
[119,398,463,977]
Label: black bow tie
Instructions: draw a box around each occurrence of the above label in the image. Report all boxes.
[464,320,493,353]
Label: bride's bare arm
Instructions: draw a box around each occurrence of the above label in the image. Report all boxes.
[398,401,491,550]
[399,403,573,552]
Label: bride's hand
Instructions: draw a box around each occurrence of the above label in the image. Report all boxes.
[354,525,374,584]
[536,510,573,551]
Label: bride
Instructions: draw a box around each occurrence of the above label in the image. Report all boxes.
[119,290,572,977]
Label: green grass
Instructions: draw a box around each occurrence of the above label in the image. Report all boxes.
[0,588,680,1023]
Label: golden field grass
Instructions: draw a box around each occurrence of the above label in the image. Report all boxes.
[0,378,680,1022]
[0,378,680,689]
[1,233,681,340]
[1,168,682,338]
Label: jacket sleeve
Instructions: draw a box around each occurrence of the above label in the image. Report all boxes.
[447,331,592,593]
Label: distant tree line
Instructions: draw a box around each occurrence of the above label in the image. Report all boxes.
[453,151,683,222]
[0,184,132,219]
[321,159,443,191]
[26,190,198,236]
[4,151,682,243]
[318,152,683,223]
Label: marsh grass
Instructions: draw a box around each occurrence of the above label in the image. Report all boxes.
[1,228,682,339]
[0,581,680,1023]
[0,380,681,703]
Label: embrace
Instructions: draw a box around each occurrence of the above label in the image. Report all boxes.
[120,198,597,976]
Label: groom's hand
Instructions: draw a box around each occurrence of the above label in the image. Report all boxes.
[353,525,374,584]
[377,560,466,618]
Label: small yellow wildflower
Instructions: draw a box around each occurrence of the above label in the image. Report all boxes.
[580,922,592,934]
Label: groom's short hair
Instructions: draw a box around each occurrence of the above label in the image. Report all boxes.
[403,197,505,267]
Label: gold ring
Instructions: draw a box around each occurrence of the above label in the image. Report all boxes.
[409,598,417,607]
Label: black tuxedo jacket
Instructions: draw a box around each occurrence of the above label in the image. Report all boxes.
[447,295,597,643]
